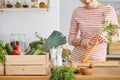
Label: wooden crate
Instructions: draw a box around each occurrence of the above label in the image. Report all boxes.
[0,63,4,76]
[5,52,50,76]
[108,41,120,54]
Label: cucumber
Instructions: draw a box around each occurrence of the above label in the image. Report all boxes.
[5,43,13,55]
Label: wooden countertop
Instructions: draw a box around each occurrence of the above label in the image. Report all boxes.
[0,67,120,80]
[0,61,120,80]
[76,67,120,80]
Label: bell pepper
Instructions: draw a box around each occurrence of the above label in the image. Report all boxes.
[12,50,20,55]
[13,45,20,50]
[12,45,21,55]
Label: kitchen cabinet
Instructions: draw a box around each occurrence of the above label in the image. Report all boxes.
[0,0,50,12]
[107,41,120,60]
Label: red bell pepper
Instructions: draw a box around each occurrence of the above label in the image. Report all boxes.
[13,45,20,50]
[12,50,20,55]
[12,45,21,55]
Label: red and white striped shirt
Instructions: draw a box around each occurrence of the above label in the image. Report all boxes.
[68,4,118,62]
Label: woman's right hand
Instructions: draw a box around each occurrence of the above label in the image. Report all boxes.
[80,38,90,49]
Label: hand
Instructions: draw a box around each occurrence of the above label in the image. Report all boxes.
[80,39,90,49]
[98,32,108,44]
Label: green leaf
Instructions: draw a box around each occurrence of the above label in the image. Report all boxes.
[100,12,120,45]
[0,40,6,64]
[33,30,67,55]
[50,66,75,80]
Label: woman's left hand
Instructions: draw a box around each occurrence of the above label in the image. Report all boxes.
[98,32,108,44]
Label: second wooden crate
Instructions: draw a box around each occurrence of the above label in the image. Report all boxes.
[5,53,50,76]
[108,41,120,54]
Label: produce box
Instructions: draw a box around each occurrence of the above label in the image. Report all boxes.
[5,52,50,75]
[0,63,4,75]
[108,41,120,54]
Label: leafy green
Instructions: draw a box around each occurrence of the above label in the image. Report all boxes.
[33,30,67,55]
[29,32,46,49]
[99,13,120,44]
[0,40,6,64]
[25,32,46,55]
[50,66,75,80]
[29,40,44,49]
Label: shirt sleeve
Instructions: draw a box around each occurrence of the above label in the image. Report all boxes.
[109,6,119,25]
[68,9,79,45]
[109,6,120,41]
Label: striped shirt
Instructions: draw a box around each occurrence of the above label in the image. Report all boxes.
[68,4,118,62]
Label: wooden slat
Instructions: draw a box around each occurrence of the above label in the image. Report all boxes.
[5,65,50,76]
[0,76,50,80]
[110,41,120,45]
[109,46,120,50]
[108,41,120,54]
[0,64,4,75]
[5,53,49,65]
[0,7,51,12]
[109,51,120,54]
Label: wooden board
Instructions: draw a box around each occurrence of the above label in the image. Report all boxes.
[109,50,120,54]
[108,41,120,54]
[5,65,50,76]
[72,61,120,67]
[5,52,49,65]
[109,45,120,50]
[0,64,4,75]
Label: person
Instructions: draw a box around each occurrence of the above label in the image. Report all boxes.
[68,0,119,62]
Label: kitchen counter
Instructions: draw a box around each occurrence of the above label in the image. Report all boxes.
[76,66,120,80]
[0,67,120,80]
[0,62,120,80]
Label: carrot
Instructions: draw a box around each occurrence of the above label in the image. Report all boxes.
[81,39,99,63]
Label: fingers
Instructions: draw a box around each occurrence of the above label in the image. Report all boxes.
[98,36,104,44]
[98,35,108,44]
[81,39,90,49]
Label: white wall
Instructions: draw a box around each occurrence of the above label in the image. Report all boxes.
[60,0,82,36]
[60,0,83,48]
[1,0,119,45]
[0,0,59,43]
